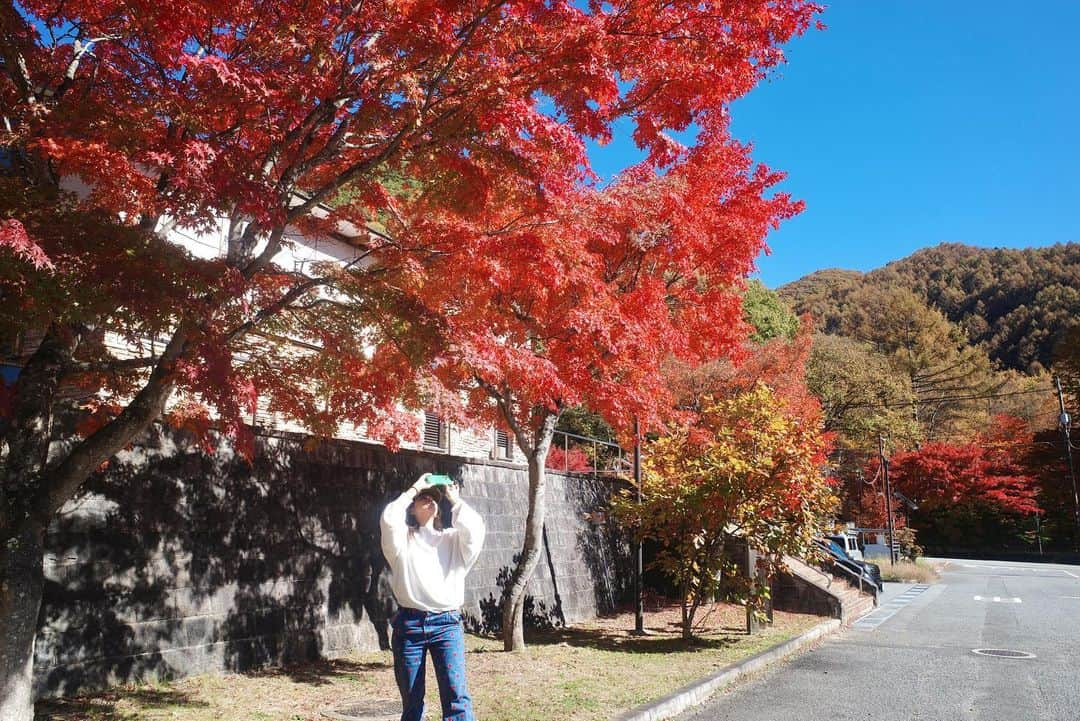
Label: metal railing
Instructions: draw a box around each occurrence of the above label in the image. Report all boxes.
[824,557,878,602]
[829,558,866,595]
[550,429,631,476]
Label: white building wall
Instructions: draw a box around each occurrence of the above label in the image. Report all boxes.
[123,215,525,465]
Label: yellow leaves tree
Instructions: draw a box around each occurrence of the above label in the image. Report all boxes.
[613,383,836,639]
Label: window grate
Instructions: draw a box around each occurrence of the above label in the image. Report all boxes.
[495,429,512,459]
[423,411,446,450]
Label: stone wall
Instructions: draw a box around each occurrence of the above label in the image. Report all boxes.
[34,426,631,698]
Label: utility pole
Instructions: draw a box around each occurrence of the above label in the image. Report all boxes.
[1054,376,1080,549]
[1035,512,1043,556]
[633,416,644,634]
[880,435,896,564]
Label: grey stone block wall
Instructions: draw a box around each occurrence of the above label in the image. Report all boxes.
[34,426,631,698]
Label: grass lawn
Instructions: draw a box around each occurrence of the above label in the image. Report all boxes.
[39,604,825,721]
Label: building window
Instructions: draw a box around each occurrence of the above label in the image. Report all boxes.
[493,428,512,459]
[423,411,447,451]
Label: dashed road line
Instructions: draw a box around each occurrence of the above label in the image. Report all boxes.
[852,585,930,630]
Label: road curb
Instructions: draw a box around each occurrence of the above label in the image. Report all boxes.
[613,618,843,721]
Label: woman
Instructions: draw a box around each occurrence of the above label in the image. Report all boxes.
[380,473,486,721]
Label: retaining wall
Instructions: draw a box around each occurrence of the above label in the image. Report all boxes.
[34,426,631,698]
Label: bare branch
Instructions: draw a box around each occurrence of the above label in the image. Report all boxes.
[62,356,159,376]
[422,0,506,111]
[54,35,118,98]
[0,4,36,103]
[224,247,374,343]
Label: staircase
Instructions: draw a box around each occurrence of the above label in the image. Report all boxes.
[832,582,876,623]
[774,555,877,625]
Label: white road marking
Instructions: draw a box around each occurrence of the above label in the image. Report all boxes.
[852,585,931,631]
[955,563,1080,578]
[973,596,1021,603]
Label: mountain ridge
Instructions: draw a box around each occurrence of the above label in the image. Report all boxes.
[778,242,1080,373]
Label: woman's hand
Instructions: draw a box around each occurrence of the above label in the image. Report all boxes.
[444,483,461,506]
[410,473,433,495]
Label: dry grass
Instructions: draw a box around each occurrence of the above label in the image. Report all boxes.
[39,604,825,721]
[876,558,940,584]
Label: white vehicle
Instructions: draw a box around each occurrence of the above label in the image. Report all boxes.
[827,531,863,561]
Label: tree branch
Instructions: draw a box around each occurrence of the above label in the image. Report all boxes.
[0,4,36,104]
[34,320,194,521]
[61,356,159,376]
[53,35,118,98]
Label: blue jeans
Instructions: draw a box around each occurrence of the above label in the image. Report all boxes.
[391,608,474,721]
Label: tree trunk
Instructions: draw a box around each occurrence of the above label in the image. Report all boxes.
[501,451,548,651]
[498,407,561,651]
[0,322,185,719]
[34,323,188,520]
[1,324,79,538]
[681,581,696,640]
[0,325,77,720]
[0,520,45,721]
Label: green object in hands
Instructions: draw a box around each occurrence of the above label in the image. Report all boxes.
[428,474,454,486]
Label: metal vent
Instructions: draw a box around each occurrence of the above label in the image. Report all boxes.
[495,428,511,458]
[971,648,1036,659]
[423,411,445,449]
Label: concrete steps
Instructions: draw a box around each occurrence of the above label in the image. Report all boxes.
[779,555,877,625]
[833,585,876,624]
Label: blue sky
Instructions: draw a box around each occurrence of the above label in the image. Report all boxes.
[588,1,1080,288]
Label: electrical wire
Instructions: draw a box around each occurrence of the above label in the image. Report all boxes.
[840,386,1054,410]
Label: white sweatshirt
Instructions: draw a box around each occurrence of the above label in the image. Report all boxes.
[380,489,486,612]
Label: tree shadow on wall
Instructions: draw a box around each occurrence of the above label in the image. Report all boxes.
[572,476,633,614]
[463,475,631,639]
[36,425,461,698]
[466,553,565,637]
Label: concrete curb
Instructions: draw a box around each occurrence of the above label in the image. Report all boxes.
[613,618,843,721]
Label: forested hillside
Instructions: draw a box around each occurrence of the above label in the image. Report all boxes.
[775,243,1079,554]
[779,243,1080,374]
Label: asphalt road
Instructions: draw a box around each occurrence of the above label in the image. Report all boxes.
[680,558,1080,721]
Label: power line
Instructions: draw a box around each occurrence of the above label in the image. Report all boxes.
[839,387,1053,411]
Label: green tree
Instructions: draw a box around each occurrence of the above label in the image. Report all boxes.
[776,268,863,335]
[742,280,799,343]
[781,242,1080,374]
[837,286,997,442]
[806,333,919,450]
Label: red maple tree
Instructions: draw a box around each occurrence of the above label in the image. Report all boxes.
[889,417,1040,517]
[411,145,801,648]
[1,0,820,712]
[881,416,1041,549]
